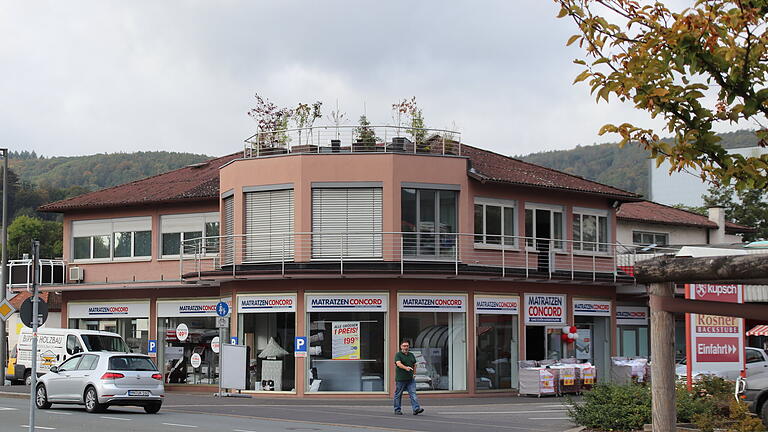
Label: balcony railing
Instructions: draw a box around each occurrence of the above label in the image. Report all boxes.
[6,258,66,290]
[179,232,673,283]
[243,125,462,158]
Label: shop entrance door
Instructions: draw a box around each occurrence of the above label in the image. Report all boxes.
[525,326,545,361]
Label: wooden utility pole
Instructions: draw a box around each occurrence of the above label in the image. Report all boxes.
[649,282,676,432]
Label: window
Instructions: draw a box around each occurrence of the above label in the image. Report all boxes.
[747,349,764,364]
[312,187,382,259]
[80,334,130,352]
[160,212,220,257]
[244,189,294,262]
[221,195,235,265]
[632,231,668,247]
[108,356,158,371]
[76,355,99,371]
[57,356,82,372]
[474,198,516,247]
[66,335,83,355]
[573,209,609,252]
[72,217,152,261]
[524,204,564,250]
[401,188,458,257]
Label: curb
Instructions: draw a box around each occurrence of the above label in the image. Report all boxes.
[563,427,585,432]
[0,391,29,399]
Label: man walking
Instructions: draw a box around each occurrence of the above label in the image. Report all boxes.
[393,340,424,415]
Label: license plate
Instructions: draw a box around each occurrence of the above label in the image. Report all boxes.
[128,390,150,396]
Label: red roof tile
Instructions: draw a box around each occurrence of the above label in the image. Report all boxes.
[9,291,61,312]
[462,145,640,199]
[39,153,241,212]
[617,201,754,232]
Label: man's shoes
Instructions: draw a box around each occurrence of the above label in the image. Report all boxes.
[413,408,424,415]
[394,411,403,415]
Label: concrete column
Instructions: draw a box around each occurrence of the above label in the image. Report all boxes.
[649,282,676,432]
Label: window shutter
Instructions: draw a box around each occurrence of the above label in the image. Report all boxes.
[312,188,382,259]
[222,196,234,265]
[245,189,294,262]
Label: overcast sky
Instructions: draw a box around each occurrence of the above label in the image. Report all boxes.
[0,0,743,158]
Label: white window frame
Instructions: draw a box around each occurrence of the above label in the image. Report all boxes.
[631,230,669,247]
[474,197,517,249]
[72,217,152,263]
[159,212,220,258]
[523,203,565,252]
[572,207,611,254]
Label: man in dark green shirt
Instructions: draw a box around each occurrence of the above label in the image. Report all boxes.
[393,340,423,415]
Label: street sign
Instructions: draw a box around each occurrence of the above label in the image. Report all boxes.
[230,336,238,345]
[147,339,157,356]
[295,336,307,358]
[216,316,228,328]
[20,297,47,328]
[216,301,229,317]
[0,298,16,322]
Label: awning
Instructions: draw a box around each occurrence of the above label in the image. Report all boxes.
[747,325,768,336]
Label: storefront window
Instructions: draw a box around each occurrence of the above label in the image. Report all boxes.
[573,299,612,383]
[68,302,150,354]
[616,306,650,358]
[238,295,296,392]
[475,296,519,391]
[306,294,387,392]
[524,294,567,362]
[156,299,225,385]
[399,294,467,391]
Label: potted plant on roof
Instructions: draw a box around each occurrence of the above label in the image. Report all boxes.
[354,114,378,152]
[391,97,417,151]
[292,101,323,149]
[326,100,347,152]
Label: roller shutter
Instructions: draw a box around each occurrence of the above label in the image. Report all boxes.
[312,188,382,259]
[244,189,294,262]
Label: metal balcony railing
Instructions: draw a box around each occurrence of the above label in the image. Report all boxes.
[179,232,675,283]
[6,258,66,290]
[243,125,462,158]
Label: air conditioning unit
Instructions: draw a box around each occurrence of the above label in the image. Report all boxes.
[69,266,84,282]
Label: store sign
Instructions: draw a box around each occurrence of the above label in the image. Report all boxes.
[475,295,519,315]
[190,353,202,369]
[176,323,189,342]
[687,284,744,375]
[616,306,649,325]
[238,295,296,313]
[398,295,466,312]
[307,294,387,312]
[524,294,565,325]
[331,321,360,360]
[211,336,220,353]
[157,299,227,317]
[573,299,611,317]
[576,329,592,360]
[68,301,150,319]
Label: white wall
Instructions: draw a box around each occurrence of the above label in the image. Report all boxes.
[5,311,62,352]
[617,221,707,246]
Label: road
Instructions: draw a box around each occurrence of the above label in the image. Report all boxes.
[0,391,577,432]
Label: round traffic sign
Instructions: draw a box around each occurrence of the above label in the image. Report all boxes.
[190,353,202,368]
[176,323,189,341]
[216,302,229,317]
[20,297,48,328]
[211,336,220,353]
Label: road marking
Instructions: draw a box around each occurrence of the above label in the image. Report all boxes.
[100,416,130,421]
[44,411,72,415]
[0,406,19,411]
[162,423,198,428]
[233,429,259,432]
[437,409,568,414]
[21,426,56,430]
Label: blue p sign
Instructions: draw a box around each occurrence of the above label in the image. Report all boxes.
[148,339,157,355]
[295,336,307,357]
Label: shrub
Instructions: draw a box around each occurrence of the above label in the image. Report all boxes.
[567,383,652,432]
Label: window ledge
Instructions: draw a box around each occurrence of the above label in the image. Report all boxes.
[158,256,217,261]
[572,251,613,258]
[72,258,152,264]
[473,243,520,251]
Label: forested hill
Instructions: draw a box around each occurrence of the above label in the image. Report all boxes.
[519,129,761,196]
[10,151,211,190]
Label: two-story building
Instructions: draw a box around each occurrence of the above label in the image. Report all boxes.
[38,126,643,397]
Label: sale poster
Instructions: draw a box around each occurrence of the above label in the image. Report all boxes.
[575,329,592,360]
[331,321,360,360]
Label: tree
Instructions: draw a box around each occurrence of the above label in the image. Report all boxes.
[247,93,292,145]
[556,0,768,190]
[702,185,768,241]
[7,215,62,259]
[355,114,377,146]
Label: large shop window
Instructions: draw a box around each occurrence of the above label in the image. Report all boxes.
[524,204,564,250]
[238,294,296,392]
[312,186,382,259]
[306,294,387,392]
[573,299,612,382]
[398,294,467,391]
[72,217,151,261]
[475,296,519,391]
[244,188,294,262]
[572,208,609,253]
[401,188,458,258]
[474,198,516,247]
[524,294,567,362]
[616,306,649,358]
[160,213,220,257]
[68,301,150,354]
[157,299,225,385]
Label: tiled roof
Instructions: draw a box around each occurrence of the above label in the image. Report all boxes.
[40,145,640,213]
[462,145,640,199]
[9,291,61,312]
[617,200,754,232]
[38,153,241,212]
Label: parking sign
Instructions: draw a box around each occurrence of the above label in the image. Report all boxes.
[148,339,157,356]
[295,336,307,357]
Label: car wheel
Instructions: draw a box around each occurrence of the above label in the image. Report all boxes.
[35,385,52,409]
[23,370,31,386]
[84,387,105,413]
[761,400,768,428]
[143,403,162,414]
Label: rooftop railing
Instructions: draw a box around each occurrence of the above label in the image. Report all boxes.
[243,125,462,158]
[179,232,673,283]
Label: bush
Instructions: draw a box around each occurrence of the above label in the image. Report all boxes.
[567,383,652,432]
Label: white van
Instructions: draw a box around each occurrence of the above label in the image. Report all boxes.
[8,328,130,385]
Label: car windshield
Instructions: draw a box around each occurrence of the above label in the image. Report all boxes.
[81,335,130,352]
[109,356,158,371]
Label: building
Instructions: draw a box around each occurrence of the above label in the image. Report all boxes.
[35,126,647,396]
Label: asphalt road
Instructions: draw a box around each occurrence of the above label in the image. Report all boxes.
[0,390,578,432]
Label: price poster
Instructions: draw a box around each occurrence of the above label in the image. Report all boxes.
[331,321,360,360]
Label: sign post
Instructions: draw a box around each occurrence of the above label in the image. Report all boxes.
[215,301,228,398]
[27,240,40,432]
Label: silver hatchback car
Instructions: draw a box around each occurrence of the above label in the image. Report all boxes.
[35,352,164,413]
